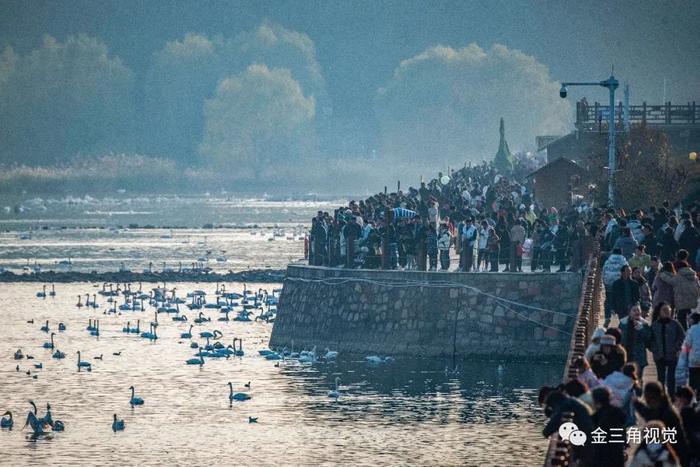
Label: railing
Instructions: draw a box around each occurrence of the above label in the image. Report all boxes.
[543,239,603,466]
[576,100,698,131]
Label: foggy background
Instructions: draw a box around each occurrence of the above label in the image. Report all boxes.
[1,0,698,195]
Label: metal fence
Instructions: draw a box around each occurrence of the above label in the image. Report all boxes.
[576,100,698,131]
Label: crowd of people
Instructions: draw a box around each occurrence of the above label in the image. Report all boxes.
[308,162,592,273]
[541,204,700,466]
[308,160,700,465]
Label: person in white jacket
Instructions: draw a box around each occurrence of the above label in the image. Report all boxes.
[437,223,452,271]
[676,312,700,394]
[602,248,629,325]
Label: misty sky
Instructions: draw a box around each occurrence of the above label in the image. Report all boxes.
[1,0,698,177]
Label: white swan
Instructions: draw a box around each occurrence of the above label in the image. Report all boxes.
[328,377,341,398]
[323,348,338,360]
[233,338,244,357]
[128,320,140,334]
[227,382,251,402]
[140,323,157,340]
[43,403,64,431]
[366,355,394,365]
[23,411,48,435]
[0,411,12,428]
[76,351,91,371]
[181,325,193,339]
[186,350,205,366]
[42,332,55,349]
[112,414,125,431]
[298,346,317,364]
[129,386,144,406]
[199,330,222,339]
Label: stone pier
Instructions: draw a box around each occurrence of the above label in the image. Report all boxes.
[269,265,584,359]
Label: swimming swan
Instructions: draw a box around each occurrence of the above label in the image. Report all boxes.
[0,411,12,428]
[23,411,48,435]
[112,414,125,431]
[129,386,144,406]
[42,332,55,349]
[180,325,193,339]
[186,350,205,366]
[328,377,341,398]
[227,382,251,402]
[76,351,91,371]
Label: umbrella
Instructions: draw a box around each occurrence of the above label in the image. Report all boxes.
[392,208,417,220]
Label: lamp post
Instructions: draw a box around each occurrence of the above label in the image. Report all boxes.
[559,74,619,206]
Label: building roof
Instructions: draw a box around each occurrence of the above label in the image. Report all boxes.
[526,157,587,178]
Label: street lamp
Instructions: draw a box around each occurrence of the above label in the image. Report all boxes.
[559,74,619,206]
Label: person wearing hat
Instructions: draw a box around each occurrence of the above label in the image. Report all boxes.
[591,334,627,380]
[585,327,607,361]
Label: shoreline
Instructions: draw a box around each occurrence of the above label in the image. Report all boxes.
[0,268,286,283]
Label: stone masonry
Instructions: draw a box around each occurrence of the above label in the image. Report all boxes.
[269,265,583,359]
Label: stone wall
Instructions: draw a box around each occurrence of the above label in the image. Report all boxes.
[269,265,583,359]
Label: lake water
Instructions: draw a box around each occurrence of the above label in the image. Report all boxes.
[0,195,339,273]
[0,195,561,466]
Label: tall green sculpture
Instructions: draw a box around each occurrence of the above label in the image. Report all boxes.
[493,117,513,174]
